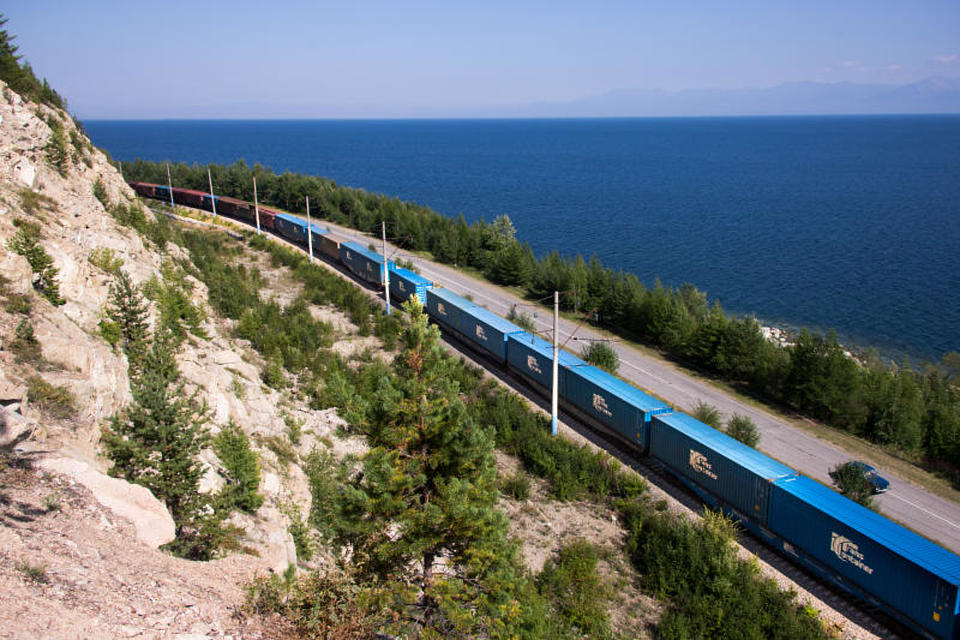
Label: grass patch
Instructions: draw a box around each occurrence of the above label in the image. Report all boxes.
[26,375,76,419]
[16,561,48,584]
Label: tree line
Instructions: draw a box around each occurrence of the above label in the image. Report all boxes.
[121,159,960,478]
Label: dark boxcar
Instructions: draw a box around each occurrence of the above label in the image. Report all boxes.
[257,206,277,231]
[768,475,960,640]
[563,364,672,449]
[274,213,308,245]
[457,304,525,363]
[390,267,432,305]
[318,234,340,261]
[154,184,172,203]
[215,196,242,219]
[425,287,474,333]
[130,182,156,198]
[172,187,205,208]
[649,412,796,523]
[506,333,585,394]
[339,241,393,285]
[308,223,329,254]
[201,194,219,213]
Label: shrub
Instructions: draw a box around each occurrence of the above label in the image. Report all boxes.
[26,375,75,419]
[507,304,536,331]
[88,248,124,274]
[726,413,761,448]
[537,540,614,640]
[213,422,263,514]
[7,219,64,305]
[580,339,620,374]
[18,188,56,217]
[44,117,69,176]
[10,319,42,362]
[16,561,48,584]
[92,177,109,208]
[692,400,722,429]
[829,461,875,508]
[500,472,531,500]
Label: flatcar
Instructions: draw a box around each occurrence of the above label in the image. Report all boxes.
[129,180,960,639]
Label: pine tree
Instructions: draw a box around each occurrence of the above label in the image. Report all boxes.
[105,270,151,369]
[103,331,219,558]
[340,300,525,637]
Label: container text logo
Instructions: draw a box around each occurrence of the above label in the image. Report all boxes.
[476,325,487,341]
[592,394,613,417]
[689,450,718,480]
[437,303,447,317]
[527,355,542,374]
[398,281,407,292]
[830,533,874,574]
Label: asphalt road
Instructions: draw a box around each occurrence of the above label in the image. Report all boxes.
[303,218,960,555]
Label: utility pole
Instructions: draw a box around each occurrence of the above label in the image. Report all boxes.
[118,161,123,181]
[253,176,261,235]
[207,167,217,218]
[306,196,313,263]
[552,290,559,436]
[165,163,174,209]
[382,221,391,315]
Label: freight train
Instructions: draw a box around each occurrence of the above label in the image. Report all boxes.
[130,181,960,639]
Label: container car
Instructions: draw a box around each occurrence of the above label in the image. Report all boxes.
[768,475,960,640]
[201,193,219,212]
[154,184,172,203]
[425,287,474,334]
[649,412,797,523]
[318,233,340,261]
[390,267,432,305]
[563,364,672,450]
[506,332,586,394]
[274,212,308,244]
[425,289,525,363]
[339,240,394,285]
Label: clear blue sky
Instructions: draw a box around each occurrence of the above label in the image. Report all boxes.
[4,0,959,118]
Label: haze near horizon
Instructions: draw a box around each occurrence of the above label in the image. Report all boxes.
[5,0,960,119]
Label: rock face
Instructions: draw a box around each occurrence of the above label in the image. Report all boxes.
[38,456,176,548]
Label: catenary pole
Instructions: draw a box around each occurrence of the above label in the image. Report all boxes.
[207,168,217,218]
[118,161,123,181]
[253,176,261,235]
[165,163,174,209]
[382,221,391,315]
[306,196,313,263]
[552,290,559,436]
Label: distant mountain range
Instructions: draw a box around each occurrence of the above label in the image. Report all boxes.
[513,76,960,117]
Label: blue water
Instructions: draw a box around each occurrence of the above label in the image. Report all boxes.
[85,117,960,363]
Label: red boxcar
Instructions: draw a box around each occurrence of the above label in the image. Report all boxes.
[130,182,157,198]
[257,206,277,231]
[172,187,206,208]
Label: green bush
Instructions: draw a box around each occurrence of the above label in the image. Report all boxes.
[26,375,75,419]
[726,413,761,448]
[92,177,109,208]
[7,219,64,305]
[213,422,263,514]
[580,339,620,374]
[10,319,41,363]
[537,540,614,640]
[500,472,531,500]
[43,117,69,176]
[88,248,124,274]
[692,400,722,429]
[829,461,875,508]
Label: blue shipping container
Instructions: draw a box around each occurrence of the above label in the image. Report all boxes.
[391,267,432,305]
[649,412,796,523]
[563,364,672,448]
[426,287,474,333]
[506,333,585,393]
[457,304,526,363]
[155,185,171,200]
[768,475,960,640]
[274,213,308,244]
[339,241,393,285]
[307,223,329,252]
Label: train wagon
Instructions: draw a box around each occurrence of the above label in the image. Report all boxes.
[649,412,797,524]
[390,267,432,305]
[274,213,309,244]
[318,233,340,261]
[202,193,219,212]
[563,364,672,450]
[339,241,393,286]
[172,187,205,208]
[308,223,329,254]
[425,287,474,334]
[506,332,585,395]
[425,289,524,363]
[154,184,172,203]
[130,182,156,198]
[768,475,960,640]
[256,206,277,231]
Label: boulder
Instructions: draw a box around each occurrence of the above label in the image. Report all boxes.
[38,456,176,549]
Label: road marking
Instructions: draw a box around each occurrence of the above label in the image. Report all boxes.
[886,492,960,532]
